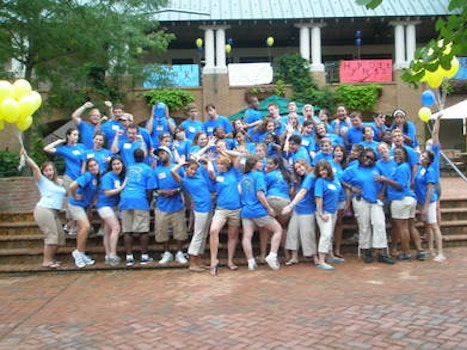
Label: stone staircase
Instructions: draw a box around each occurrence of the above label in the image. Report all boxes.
[1,194,466,274]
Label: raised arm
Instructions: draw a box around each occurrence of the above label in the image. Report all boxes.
[21,148,42,181]
[431,113,441,146]
[169,162,184,183]
[71,101,93,125]
[43,138,66,154]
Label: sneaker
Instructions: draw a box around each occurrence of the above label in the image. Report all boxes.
[140,254,154,265]
[126,254,134,266]
[248,260,258,271]
[378,254,395,265]
[104,255,110,265]
[71,250,86,269]
[175,251,188,264]
[265,254,280,270]
[363,250,373,264]
[416,250,428,261]
[326,257,345,264]
[433,254,447,263]
[108,255,121,266]
[96,227,105,236]
[317,262,335,271]
[158,251,174,264]
[69,227,78,236]
[397,252,413,261]
[81,252,95,266]
[63,224,70,233]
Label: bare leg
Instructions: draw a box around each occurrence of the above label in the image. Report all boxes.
[76,217,90,252]
[43,245,58,266]
[333,209,344,257]
[227,225,239,269]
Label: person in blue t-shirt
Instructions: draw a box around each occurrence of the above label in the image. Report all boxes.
[359,126,379,155]
[414,150,445,263]
[68,158,100,268]
[180,102,204,142]
[111,123,148,167]
[82,132,113,174]
[341,149,394,265]
[120,149,156,266]
[96,156,127,266]
[153,146,189,266]
[243,95,263,140]
[314,160,343,270]
[170,159,213,272]
[71,101,102,149]
[146,102,176,148]
[204,103,234,138]
[281,159,317,266]
[370,113,389,142]
[239,156,283,271]
[344,111,368,152]
[100,103,126,147]
[282,134,311,171]
[331,104,351,138]
[375,147,426,262]
[390,109,419,150]
[172,126,192,162]
[206,155,242,275]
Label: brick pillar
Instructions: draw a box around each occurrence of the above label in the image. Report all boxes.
[201,73,230,121]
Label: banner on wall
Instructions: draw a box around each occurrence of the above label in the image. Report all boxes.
[143,64,200,88]
[228,63,273,86]
[453,57,467,80]
[339,59,393,83]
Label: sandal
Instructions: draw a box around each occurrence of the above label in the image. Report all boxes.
[41,262,60,269]
[285,259,299,266]
[227,264,238,271]
[209,265,219,276]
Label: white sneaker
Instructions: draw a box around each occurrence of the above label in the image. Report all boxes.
[81,252,95,266]
[265,254,280,270]
[126,254,134,266]
[96,227,105,236]
[175,251,188,264]
[158,251,174,264]
[71,250,86,269]
[248,259,258,271]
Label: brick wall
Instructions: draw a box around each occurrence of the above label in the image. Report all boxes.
[0,177,39,214]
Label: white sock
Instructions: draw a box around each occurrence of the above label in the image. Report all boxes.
[268,252,277,259]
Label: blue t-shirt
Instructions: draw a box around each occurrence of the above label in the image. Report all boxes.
[294,173,316,215]
[77,121,98,149]
[55,144,87,180]
[101,120,124,147]
[82,148,113,174]
[146,117,175,148]
[369,122,389,142]
[300,134,316,155]
[96,171,122,209]
[68,171,98,208]
[429,144,441,183]
[180,119,204,142]
[414,166,438,205]
[117,137,144,167]
[386,162,414,201]
[174,139,191,160]
[312,152,333,166]
[376,158,397,178]
[120,163,156,211]
[314,177,341,214]
[239,171,268,219]
[212,167,242,210]
[154,165,184,213]
[283,146,312,170]
[341,165,381,203]
[265,169,290,200]
[180,169,213,213]
[203,116,233,137]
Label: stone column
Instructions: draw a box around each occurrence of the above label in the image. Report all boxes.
[201,27,215,74]
[310,24,325,72]
[405,22,419,64]
[295,24,311,61]
[391,22,407,69]
[215,27,228,73]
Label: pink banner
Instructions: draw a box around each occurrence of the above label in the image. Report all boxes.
[339,59,393,83]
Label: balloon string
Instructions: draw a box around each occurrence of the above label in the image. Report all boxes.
[15,129,26,171]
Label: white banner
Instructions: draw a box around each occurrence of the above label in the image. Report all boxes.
[228,63,273,86]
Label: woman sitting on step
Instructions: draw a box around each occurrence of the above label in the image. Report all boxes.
[21,147,67,269]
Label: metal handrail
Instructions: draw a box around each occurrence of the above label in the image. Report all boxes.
[440,150,467,182]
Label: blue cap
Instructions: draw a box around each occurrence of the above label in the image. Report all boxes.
[153,102,166,118]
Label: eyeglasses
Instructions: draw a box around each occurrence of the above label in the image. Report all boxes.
[365,155,375,161]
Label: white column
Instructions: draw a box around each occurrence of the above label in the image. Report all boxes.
[203,27,215,73]
[310,25,325,71]
[392,23,406,69]
[405,23,418,64]
[215,27,227,72]
[295,25,310,61]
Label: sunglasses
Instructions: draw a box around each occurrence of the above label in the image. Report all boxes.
[365,155,375,161]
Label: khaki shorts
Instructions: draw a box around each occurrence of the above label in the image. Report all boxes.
[154,209,188,242]
[68,203,88,221]
[121,209,150,233]
[97,206,118,219]
[242,215,275,229]
[418,202,438,224]
[391,196,416,219]
[267,196,291,221]
[212,208,241,227]
[34,206,65,245]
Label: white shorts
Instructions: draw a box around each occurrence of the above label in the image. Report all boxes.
[391,196,416,219]
[97,206,119,219]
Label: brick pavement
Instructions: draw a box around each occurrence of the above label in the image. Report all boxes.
[1,247,467,350]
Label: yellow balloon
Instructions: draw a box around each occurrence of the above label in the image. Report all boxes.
[16,115,33,131]
[0,80,14,102]
[445,57,460,79]
[18,94,36,119]
[0,97,20,123]
[30,91,42,111]
[225,44,232,54]
[418,107,432,123]
[266,36,274,47]
[425,69,443,89]
[195,38,203,48]
[13,79,32,100]
[0,119,4,131]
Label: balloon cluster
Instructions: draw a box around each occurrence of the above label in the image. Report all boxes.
[419,42,460,89]
[0,79,42,132]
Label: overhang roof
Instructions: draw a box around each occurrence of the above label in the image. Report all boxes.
[152,0,452,22]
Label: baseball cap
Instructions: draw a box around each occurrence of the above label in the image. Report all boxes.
[119,114,131,121]
[154,146,172,156]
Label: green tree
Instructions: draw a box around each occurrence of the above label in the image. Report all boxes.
[356,0,467,86]
[0,0,174,98]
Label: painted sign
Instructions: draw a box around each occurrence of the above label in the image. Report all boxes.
[339,59,393,83]
[453,57,467,80]
[143,64,200,88]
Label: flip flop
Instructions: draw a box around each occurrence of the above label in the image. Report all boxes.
[41,262,60,269]
[227,264,238,271]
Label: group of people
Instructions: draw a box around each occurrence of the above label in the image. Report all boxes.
[26,95,446,273]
